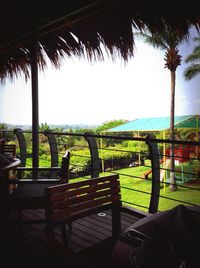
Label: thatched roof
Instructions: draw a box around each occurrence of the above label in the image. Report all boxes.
[0,0,200,81]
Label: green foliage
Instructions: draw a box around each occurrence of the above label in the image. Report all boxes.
[39,123,50,132]
[66,128,75,148]
[74,128,94,137]
[0,123,15,140]
[0,123,8,130]
[39,143,50,156]
[69,149,91,177]
[127,140,148,153]
[95,119,127,134]
[101,147,130,159]
[184,37,200,80]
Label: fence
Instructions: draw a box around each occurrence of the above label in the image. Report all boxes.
[1,128,200,215]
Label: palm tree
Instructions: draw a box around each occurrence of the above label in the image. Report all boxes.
[137,26,190,191]
[0,123,8,130]
[184,37,200,80]
[39,123,50,143]
[39,122,50,132]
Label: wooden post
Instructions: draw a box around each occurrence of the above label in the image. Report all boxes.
[31,24,39,179]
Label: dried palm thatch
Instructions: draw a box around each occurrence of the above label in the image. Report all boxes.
[0,0,200,81]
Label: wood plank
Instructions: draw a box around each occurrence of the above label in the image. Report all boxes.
[72,219,108,240]
[6,206,143,267]
[48,174,119,194]
[71,223,102,244]
[80,215,112,236]
[51,188,120,208]
[51,195,120,220]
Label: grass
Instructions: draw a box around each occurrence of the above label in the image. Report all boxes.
[28,157,200,213]
[101,166,200,213]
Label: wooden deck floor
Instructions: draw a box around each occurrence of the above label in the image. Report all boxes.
[2,208,142,268]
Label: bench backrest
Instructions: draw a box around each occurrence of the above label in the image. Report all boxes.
[0,141,16,157]
[45,174,121,238]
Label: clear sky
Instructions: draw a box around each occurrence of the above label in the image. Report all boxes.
[0,27,200,126]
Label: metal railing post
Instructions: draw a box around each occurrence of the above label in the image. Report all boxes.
[14,128,27,167]
[44,130,59,179]
[84,133,101,178]
[146,135,161,213]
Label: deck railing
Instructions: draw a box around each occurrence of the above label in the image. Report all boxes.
[1,128,200,215]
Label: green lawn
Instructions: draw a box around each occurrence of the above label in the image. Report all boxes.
[102,166,200,213]
[28,157,200,213]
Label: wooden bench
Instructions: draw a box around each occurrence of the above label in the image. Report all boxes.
[45,174,122,245]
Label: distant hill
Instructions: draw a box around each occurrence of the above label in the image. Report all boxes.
[48,124,99,130]
[7,124,32,130]
[6,123,99,131]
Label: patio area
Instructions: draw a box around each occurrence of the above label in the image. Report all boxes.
[2,208,142,268]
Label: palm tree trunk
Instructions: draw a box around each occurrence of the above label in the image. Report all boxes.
[169,70,178,191]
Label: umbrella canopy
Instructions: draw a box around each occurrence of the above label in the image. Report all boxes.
[0,0,200,81]
[104,115,200,132]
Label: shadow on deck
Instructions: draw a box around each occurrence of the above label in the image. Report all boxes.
[1,208,142,268]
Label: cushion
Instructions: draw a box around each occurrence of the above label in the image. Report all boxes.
[120,205,200,267]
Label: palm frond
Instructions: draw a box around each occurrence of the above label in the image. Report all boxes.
[185,50,200,63]
[184,64,200,80]
[136,31,167,50]
[0,0,200,81]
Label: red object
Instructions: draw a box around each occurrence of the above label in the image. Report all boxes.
[165,145,195,162]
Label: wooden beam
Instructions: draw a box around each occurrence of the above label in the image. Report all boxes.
[31,24,39,178]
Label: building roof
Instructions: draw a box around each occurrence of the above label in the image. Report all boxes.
[105,115,200,132]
